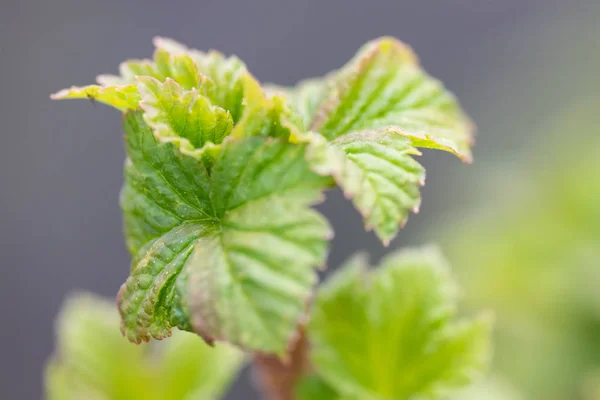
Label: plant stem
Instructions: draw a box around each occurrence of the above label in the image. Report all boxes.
[252,328,310,400]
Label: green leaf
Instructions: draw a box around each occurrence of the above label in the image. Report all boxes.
[45,293,243,400]
[296,375,345,400]
[310,37,474,162]
[52,47,202,111]
[51,37,478,364]
[454,377,524,400]
[269,37,473,244]
[153,37,253,123]
[137,76,233,151]
[158,326,245,400]
[332,131,424,244]
[50,84,140,111]
[308,248,493,400]
[435,105,600,400]
[97,47,202,90]
[117,111,331,353]
[232,92,305,140]
[303,130,425,244]
[588,374,600,400]
[52,38,257,119]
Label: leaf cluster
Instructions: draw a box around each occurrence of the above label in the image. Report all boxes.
[50,37,489,400]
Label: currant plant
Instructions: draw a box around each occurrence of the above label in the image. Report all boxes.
[49,37,491,399]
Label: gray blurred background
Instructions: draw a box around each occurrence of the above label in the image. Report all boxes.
[1,0,598,399]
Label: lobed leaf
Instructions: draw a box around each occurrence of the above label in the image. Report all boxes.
[117,111,331,353]
[137,76,233,151]
[308,247,493,400]
[52,48,203,111]
[153,37,253,123]
[305,130,425,244]
[51,37,478,362]
[269,37,475,244]
[310,37,474,162]
[185,135,331,353]
[232,92,305,141]
[97,47,202,90]
[45,293,243,400]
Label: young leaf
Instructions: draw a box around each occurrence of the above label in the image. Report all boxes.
[304,130,425,244]
[52,38,258,120]
[308,248,492,400]
[45,293,243,400]
[52,37,470,244]
[51,37,479,364]
[153,37,251,123]
[137,76,233,150]
[97,48,202,90]
[50,84,140,111]
[272,37,474,244]
[117,111,332,354]
[232,92,304,140]
[52,48,202,111]
[336,131,425,244]
[311,37,474,162]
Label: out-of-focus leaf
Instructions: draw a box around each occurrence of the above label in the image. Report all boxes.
[436,104,600,400]
[454,377,524,400]
[296,375,344,400]
[45,293,243,400]
[308,248,492,400]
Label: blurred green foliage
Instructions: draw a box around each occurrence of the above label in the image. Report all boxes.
[46,293,244,400]
[439,104,600,400]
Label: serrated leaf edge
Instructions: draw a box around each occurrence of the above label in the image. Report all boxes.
[136,76,229,159]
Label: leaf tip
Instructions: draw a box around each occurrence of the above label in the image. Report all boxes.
[152,36,184,51]
[365,36,419,65]
[49,90,65,100]
[50,87,80,100]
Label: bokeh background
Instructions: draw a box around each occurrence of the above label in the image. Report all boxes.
[1,0,598,399]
